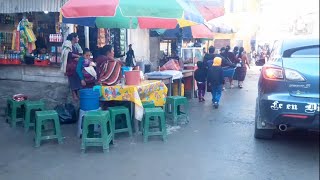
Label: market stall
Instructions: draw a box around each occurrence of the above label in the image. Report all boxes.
[0,12,67,84]
[0,13,63,66]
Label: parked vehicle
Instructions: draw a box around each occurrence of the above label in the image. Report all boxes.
[255,37,319,139]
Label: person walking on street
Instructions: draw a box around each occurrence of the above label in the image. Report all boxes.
[203,46,217,69]
[207,57,224,109]
[233,47,250,88]
[225,45,237,88]
[233,46,239,56]
[220,47,227,59]
[202,47,207,55]
[194,61,207,102]
[125,44,135,67]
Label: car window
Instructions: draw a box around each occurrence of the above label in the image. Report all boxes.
[291,47,320,57]
[270,41,282,60]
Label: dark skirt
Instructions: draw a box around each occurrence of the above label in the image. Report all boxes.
[83,82,96,89]
[233,67,247,81]
[68,73,82,91]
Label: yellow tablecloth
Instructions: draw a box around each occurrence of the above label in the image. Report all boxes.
[99,80,168,121]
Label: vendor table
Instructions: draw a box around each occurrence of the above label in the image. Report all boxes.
[95,80,168,133]
[146,75,173,96]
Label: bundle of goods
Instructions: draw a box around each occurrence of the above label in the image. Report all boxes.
[222,67,236,78]
[12,17,37,60]
[160,59,180,71]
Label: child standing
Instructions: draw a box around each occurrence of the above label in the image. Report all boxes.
[76,48,97,88]
[207,57,224,108]
[194,61,207,102]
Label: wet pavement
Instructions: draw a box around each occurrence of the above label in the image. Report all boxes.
[0,67,319,180]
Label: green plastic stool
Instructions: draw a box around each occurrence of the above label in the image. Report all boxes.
[108,106,133,138]
[6,98,27,128]
[143,107,167,143]
[142,101,155,108]
[24,100,45,132]
[141,101,156,130]
[81,111,113,153]
[165,96,189,126]
[35,110,63,147]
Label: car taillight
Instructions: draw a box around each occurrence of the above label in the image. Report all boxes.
[284,69,306,81]
[263,67,284,80]
[282,114,308,119]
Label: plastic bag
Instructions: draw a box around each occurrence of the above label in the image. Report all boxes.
[54,103,77,124]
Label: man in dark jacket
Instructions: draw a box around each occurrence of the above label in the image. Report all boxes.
[203,46,216,68]
[204,46,235,69]
[207,57,224,108]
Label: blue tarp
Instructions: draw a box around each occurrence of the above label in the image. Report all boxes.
[158,25,193,39]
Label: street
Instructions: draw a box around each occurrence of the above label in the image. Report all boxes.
[0,67,319,180]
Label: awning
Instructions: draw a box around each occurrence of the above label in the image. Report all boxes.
[0,0,68,13]
[190,24,214,39]
[158,24,213,39]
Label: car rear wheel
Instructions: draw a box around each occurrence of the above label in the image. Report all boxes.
[254,106,274,139]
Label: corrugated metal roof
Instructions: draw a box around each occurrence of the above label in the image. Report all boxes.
[0,0,68,13]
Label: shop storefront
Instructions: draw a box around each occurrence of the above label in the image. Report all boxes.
[0,1,69,93]
[0,12,66,83]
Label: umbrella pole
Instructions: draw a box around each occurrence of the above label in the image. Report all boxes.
[84,26,89,48]
[129,17,132,46]
[167,41,169,56]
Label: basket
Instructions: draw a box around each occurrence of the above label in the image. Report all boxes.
[9,59,21,65]
[222,67,236,78]
[34,59,50,66]
[0,59,7,64]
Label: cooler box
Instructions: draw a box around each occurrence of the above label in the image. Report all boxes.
[125,70,141,85]
[121,66,132,77]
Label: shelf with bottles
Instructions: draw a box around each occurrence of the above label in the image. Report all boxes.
[0,14,15,25]
[0,51,22,65]
[49,45,62,64]
[0,32,13,46]
[49,34,63,43]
